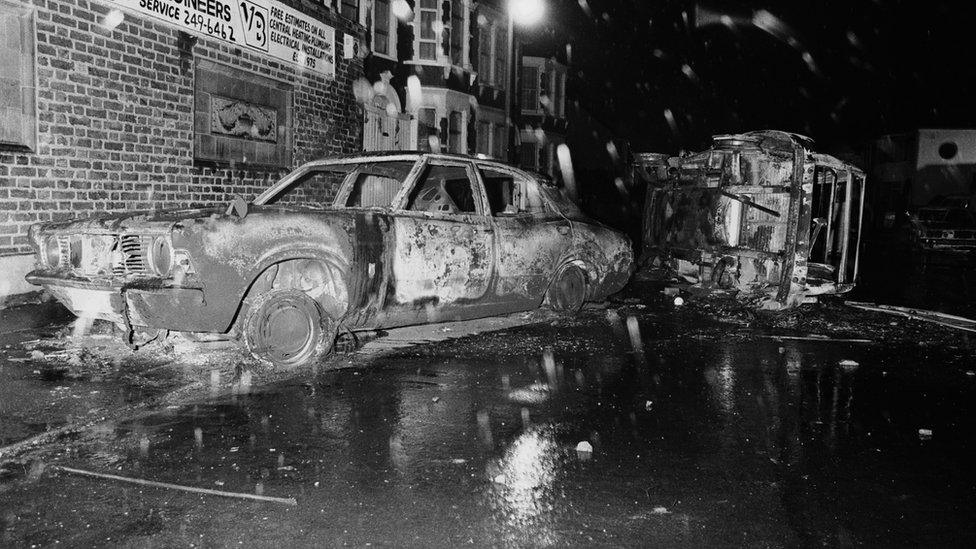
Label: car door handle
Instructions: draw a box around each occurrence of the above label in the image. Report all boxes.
[557,225,570,235]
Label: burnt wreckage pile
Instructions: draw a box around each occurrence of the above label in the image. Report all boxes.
[635,130,867,309]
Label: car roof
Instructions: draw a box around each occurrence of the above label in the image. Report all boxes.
[297,151,550,183]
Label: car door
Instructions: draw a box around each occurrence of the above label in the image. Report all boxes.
[476,163,574,307]
[389,158,495,321]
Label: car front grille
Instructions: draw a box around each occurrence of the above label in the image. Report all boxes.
[50,233,156,278]
[116,234,153,276]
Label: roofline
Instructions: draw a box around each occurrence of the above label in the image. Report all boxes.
[256,151,551,205]
[296,150,553,179]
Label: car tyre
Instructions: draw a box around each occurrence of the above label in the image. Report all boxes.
[243,289,335,370]
[545,264,587,312]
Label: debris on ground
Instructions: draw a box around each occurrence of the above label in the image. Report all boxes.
[846,301,976,333]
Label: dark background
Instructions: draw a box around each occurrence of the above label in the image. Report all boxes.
[523,0,970,153]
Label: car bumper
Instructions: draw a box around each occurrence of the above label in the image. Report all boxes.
[26,273,210,331]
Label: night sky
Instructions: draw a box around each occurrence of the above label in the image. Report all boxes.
[522,0,972,154]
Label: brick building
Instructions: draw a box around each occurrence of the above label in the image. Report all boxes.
[0,0,365,298]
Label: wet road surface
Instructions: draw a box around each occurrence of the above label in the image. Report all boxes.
[2,306,976,547]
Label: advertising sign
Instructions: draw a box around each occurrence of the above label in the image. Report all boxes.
[108,0,336,78]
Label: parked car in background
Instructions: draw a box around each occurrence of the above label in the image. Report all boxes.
[25,153,633,369]
[908,194,976,253]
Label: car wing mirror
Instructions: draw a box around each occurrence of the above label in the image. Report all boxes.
[226,195,249,218]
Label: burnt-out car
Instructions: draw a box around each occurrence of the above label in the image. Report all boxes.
[908,195,976,253]
[634,131,867,309]
[25,153,633,369]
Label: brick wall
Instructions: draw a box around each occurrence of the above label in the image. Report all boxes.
[0,0,365,257]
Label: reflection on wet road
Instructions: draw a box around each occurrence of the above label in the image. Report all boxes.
[3,315,976,546]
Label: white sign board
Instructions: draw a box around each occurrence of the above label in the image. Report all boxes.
[108,0,336,78]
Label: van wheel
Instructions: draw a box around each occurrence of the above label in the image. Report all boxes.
[545,264,587,312]
[243,289,335,370]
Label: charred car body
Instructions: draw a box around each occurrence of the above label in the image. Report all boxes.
[908,195,976,253]
[634,131,866,309]
[26,153,633,368]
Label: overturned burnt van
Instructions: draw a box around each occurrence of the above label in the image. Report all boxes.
[635,131,866,309]
[25,153,633,369]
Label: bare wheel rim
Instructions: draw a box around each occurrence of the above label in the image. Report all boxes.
[552,266,586,311]
[256,297,317,365]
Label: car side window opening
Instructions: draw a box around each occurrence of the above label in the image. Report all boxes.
[260,161,415,209]
[341,161,416,208]
[264,169,347,209]
[479,167,548,216]
[405,164,480,215]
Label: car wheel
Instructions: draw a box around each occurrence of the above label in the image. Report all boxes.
[243,289,335,370]
[545,264,587,312]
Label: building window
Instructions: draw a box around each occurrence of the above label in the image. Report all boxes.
[194,61,293,166]
[448,111,463,153]
[476,121,491,154]
[521,65,539,112]
[373,0,391,56]
[478,22,492,83]
[418,0,439,60]
[449,0,465,66]
[494,25,507,90]
[340,0,359,21]
[539,143,552,175]
[540,67,549,106]
[417,108,438,151]
[556,73,566,117]
[0,1,36,151]
[493,125,507,159]
[520,142,539,170]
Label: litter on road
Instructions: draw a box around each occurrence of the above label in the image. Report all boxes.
[54,466,298,506]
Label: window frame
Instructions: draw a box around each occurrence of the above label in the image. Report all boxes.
[410,0,470,67]
[0,0,37,151]
[339,0,359,21]
[393,157,490,219]
[477,20,494,84]
[371,0,396,59]
[519,142,540,171]
[416,0,440,61]
[521,63,541,113]
[475,162,555,218]
[493,23,507,90]
[448,111,463,154]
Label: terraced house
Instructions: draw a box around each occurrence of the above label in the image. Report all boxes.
[359,0,512,159]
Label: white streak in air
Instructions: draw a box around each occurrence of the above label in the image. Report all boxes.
[556,144,577,201]
[406,75,422,112]
[605,141,619,164]
[542,348,557,390]
[101,9,124,30]
[71,315,95,338]
[626,316,644,356]
[392,0,412,20]
[614,177,628,197]
[353,77,374,106]
[663,109,678,135]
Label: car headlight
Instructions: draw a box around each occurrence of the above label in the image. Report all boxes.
[148,236,173,277]
[68,237,83,269]
[44,235,61,268]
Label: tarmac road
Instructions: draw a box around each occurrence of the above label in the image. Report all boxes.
[1,289,976,546]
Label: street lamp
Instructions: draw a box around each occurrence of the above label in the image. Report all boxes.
[505,0,545,163]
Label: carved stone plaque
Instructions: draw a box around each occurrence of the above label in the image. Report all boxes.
[210,95,278,143]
